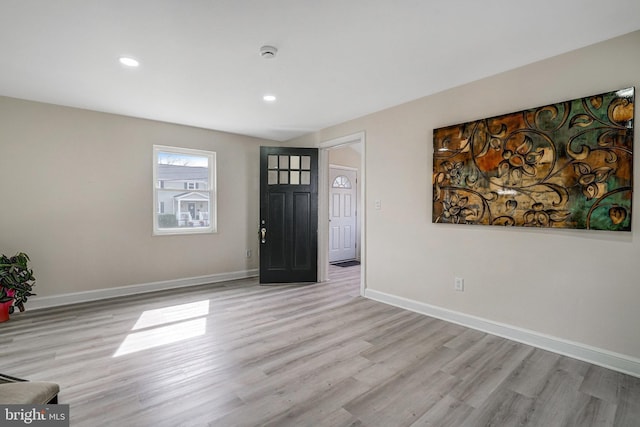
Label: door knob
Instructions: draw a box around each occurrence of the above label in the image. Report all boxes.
[260,227,267,244]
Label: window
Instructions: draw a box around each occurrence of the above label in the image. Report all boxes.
[153,145,216,235]
[267,154,312,185]
[332,175,352,188]
[184,182,199,190]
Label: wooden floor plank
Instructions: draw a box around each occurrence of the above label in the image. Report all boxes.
[504,348,563,398]
[459,388,535,427]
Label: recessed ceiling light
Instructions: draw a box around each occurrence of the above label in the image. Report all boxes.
[263,95,277,102]
[119,57,139,67]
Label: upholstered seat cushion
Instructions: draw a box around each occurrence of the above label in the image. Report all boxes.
[0,381,60,404]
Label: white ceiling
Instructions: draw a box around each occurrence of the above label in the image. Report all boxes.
[1,1,639,141]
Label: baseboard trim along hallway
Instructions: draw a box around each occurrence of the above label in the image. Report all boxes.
[364,288,640,378]
[27,269,259,311]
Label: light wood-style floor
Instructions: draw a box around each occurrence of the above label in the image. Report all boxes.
[2,265,639,426]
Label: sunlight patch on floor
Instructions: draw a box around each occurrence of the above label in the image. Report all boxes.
[114,300,209,357]
[132,300,209,330]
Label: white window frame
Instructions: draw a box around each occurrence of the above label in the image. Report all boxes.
[153,145,217,235]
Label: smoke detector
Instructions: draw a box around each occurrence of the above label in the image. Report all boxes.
[260,45,278,59]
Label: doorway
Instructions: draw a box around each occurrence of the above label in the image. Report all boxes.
[319,132,365,295]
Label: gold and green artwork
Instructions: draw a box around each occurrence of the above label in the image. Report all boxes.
[433,88,634,231]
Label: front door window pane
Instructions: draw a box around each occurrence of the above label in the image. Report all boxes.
[268,155,278,169]
[301,171,310,185]
[301,156,311,170]
[290,155,300,170]
[279,155,289,169]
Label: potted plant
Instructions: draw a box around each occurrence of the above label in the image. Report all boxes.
[0,252,36,322]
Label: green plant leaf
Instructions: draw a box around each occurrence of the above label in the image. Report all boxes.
[0,252,36,313]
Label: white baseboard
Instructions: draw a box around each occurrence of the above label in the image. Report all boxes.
[364,288,640,378]
[27,269,259,310]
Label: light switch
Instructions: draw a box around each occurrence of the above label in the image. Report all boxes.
[375,200,382,210]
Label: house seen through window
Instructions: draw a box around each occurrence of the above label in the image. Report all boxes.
[153,145,216,235]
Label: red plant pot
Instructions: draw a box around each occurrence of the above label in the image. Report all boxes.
[0,288,15,323]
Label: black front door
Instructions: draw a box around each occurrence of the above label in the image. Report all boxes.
[260,146,318,283]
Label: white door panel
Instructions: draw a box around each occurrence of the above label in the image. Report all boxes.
[344,194,352,217]
[331,226,340,250]
[332,194,340,217]
[343,225,351,248]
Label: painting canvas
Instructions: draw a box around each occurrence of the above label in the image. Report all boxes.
[433,87,634,231]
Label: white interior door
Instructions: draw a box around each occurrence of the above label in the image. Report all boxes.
[329,167,357,262]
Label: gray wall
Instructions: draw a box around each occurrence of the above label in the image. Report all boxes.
[0,98,266,297]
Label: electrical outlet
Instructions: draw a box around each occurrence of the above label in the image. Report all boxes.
[246,250,252,258]
[454,277,464,292]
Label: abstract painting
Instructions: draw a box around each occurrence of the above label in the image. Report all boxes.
[433,87,634,231]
